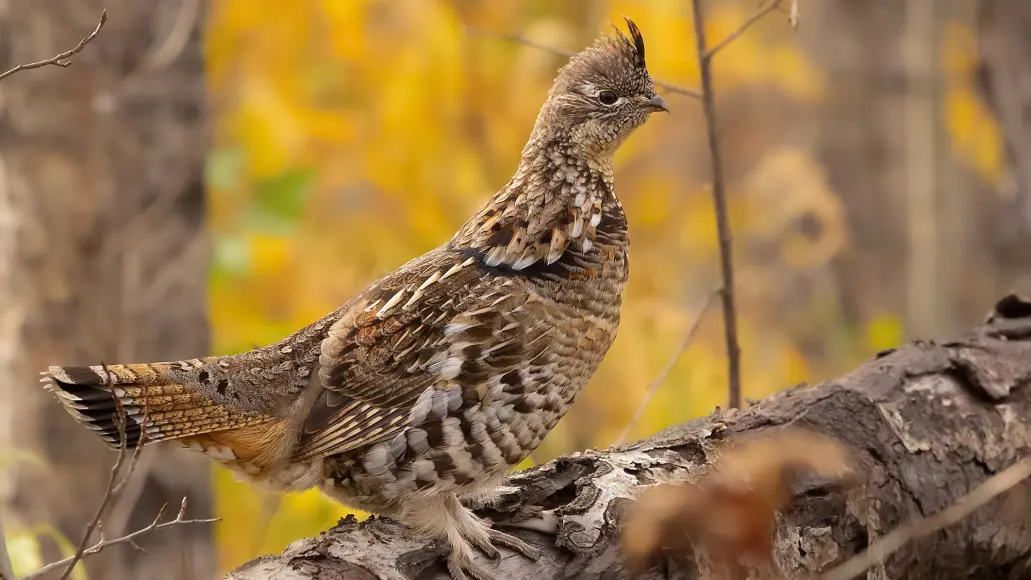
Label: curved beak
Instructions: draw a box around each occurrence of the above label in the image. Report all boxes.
[643,94,670,113]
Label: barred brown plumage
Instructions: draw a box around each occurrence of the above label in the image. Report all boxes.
[40,17,667,580]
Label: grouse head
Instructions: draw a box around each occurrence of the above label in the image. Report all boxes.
[536,18,668,159]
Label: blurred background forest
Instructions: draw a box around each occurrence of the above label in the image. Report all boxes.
[1,0,1029,578]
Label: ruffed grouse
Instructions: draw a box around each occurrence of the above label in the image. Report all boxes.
[43,18,667,580]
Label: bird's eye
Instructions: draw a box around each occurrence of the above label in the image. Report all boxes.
[598,90,618,105]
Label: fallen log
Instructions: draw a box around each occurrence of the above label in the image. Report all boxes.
[227,295,1031,579]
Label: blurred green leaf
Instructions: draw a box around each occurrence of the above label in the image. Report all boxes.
[7,532,43,579]
[247,167,317,233]
[864,314,904,352]
[17,524,86,580]
[206,148,247,191]
[214,235,251,277]
[0,449,47,472]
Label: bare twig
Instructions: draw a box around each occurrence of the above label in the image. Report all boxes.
[690,2,743,410]
[28,363,167,579]
[22,498,217,580]
[136,0,201,73]
[613,288,720,446]
[464,26,702,100]
[706,0,784,58]
[55,364,152,580]
[0,10,107,82]
[788,0,801,29]
[98,373,157,544]
[822,455,1031,580]
[58,363,127,580]
[687,0,790,413]
[465,27,575,58]
[104,450,157,540]
[112,432,148,497]
[0,511,14,580]
[96,0,202,110]
[134,236,208,314]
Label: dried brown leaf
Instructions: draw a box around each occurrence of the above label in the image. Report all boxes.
[622,428,855,576]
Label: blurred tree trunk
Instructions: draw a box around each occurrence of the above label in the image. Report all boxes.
[976,0,1031,293]
[901,0,950,342]
[797,0,908,333]
[0,2,213,579]
[798,0,1027,340]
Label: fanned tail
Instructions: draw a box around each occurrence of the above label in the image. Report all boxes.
[42,362,269,449]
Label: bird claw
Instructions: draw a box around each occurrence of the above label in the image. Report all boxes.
[447,554,495,580]
[487,527,540,561]
[446,523,540,580]
[469,534,502,562]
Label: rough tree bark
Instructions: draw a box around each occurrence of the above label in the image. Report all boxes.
[0,2,213,579]
[226,295,1031,580]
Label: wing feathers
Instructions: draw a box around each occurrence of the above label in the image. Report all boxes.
[293,249,551,463]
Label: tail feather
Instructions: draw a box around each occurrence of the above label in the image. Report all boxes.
[42,362,270,449]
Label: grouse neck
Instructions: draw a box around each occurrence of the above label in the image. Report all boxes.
[512,135,615,192]
[449,135,620,276]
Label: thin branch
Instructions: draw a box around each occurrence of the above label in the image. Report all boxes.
[821,455,1031,580]
[466,27,575,58]
[22,498,218,580]
[134,236,208,314]
[464,26,702,100]
[706,0,784,58]
[98,0,202,109]
[55,364,151,580]
[25,362,166,580]
[613,288,720,446]
[112,429,148,496]
[58,363,127,580]
[788,0,801,29]
[100,374,157,538]
[137,0,201,73]
[691,1,743,410]
[104,450,157,540]
[0,512,14,580]
[0,10,107,82]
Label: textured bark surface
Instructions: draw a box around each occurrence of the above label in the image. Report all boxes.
[225,296,1031,579]
[0,2,213,579]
